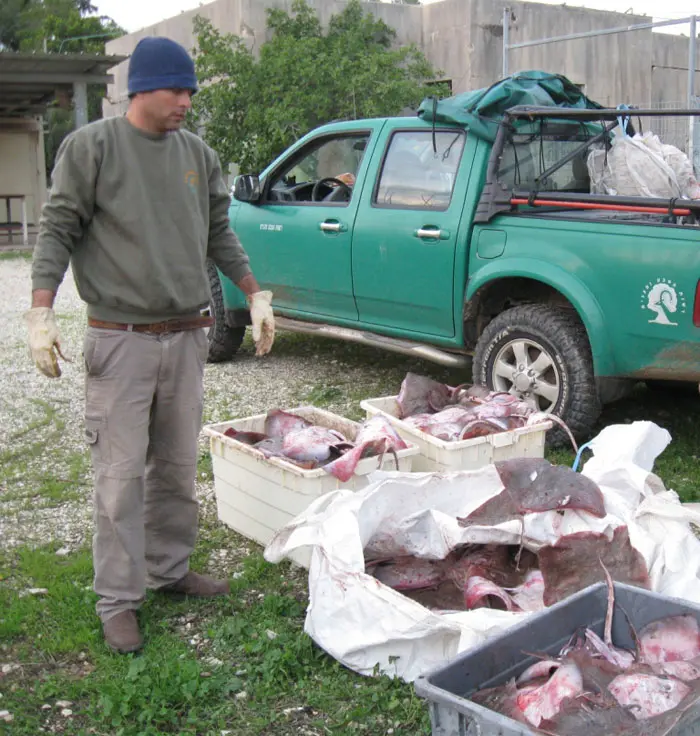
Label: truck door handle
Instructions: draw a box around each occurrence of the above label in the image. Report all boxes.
[414,227,450,240]
[319,220,347,233]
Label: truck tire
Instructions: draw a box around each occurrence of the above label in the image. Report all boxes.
[204,259,246,363]
[472,304,601,445]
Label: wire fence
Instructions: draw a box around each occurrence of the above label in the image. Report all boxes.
[628,97,700,176]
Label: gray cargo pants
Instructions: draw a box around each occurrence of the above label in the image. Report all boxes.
[83,326,208,622]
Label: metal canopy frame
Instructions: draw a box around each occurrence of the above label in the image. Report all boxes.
[474,107,700,224]
[0,51,126,123]
[504,106,700,120]
[502,11,698,161]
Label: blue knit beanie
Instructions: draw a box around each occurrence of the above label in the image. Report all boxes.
[128,37,198,96]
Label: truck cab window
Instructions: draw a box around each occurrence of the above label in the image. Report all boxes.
[374,130,465,210]
[267,134,369,205]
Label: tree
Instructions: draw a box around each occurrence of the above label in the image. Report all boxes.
[8,0,122,55]
[191,0,447,174]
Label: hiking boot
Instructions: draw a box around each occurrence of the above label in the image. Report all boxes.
[160,571,230,598]
[103,610,143,654]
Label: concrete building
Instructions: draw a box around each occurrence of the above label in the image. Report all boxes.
[105,0,699,119]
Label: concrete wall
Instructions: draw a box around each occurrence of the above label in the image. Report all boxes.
[448,1,652,106]
[652,33,700,106]
[104,0,697,116]
[104,0,422,116]
[421,0,471,91]
[0,117,47,227]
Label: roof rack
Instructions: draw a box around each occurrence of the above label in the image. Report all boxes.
[505,106,700,121]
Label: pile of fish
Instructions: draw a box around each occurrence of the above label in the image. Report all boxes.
[366,458,650,613]
[470,570,700,734]
[224,409,408,482]
[395,373,575,448]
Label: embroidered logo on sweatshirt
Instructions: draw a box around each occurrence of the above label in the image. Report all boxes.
[185,169,199,195]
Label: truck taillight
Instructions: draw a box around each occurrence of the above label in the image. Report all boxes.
[695,281,700,327]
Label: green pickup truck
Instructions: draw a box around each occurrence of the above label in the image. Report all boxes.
[205,101,700,440]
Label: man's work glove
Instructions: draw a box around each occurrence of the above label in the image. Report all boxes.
[24,307,66,378]
[247,291,275,356]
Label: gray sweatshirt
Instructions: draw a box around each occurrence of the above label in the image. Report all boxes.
[32,116,252,323]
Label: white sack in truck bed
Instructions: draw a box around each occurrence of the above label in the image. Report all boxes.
[588,131,700,200]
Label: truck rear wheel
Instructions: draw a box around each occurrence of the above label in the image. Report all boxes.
[472,304,601,445]
[204,259,246,363]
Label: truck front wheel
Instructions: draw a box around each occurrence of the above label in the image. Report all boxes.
[472,304,601,445]
[204,259,246,363]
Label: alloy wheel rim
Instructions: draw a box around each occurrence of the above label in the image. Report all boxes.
[490,338,561,412]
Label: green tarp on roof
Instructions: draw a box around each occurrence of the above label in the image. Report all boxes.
[417,71,604,141]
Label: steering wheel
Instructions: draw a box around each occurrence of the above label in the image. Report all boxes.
[311,177,352,202]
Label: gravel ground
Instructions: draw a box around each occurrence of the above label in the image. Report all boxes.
[0,257,453,555]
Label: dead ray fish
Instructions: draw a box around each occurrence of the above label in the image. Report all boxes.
[264,409,311,438]
[281,425,350,464]
[323,416,407,482]
[516,660,584,727]
[443,544,515,588]
[638,614,700,665]
[458,458,606,529]
[509,569,546,613]
[405,406,478,441]
[608,673,690,720]
[537,698,639,734]
[368,556,443,591]
[651,660,700,682]
[538,526,650,607]
[223,428,268,445]
[396,372,452,418]
[469,679,531,725]
[459,417,522,440]
[464,575,516,611]
[517,658,561,686]
[254,436,284,457]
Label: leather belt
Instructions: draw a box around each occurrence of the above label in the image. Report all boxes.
[88,315,214,334]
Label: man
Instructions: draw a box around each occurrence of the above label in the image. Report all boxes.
[24,36,275,653]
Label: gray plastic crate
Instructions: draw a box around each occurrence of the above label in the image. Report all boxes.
[415,582,700,735]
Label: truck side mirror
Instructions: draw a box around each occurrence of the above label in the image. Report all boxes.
[232,174,261,203]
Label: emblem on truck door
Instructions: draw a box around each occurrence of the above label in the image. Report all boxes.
[641,279,687,326]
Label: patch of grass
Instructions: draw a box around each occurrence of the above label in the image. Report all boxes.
[592,383,700,502]
[197,448,213,483]
[1,450,90,508]
[0,543,430,736]
[543,382,700,501]
[3,325,699,735]
[0,249,32,261]
[0,399,88,509]
[1,399,63,465]
[297,383,345,407]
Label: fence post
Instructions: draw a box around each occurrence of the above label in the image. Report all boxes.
[689,16,697,172]
[503,7,510,78]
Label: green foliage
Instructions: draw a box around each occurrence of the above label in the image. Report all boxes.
[0,0,115,53]
[192,0,447,174]
[14,0,121,53]
[0,544,431,735]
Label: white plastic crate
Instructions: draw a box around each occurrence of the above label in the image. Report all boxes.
[203,406,420,568]
[360,396,551,473]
